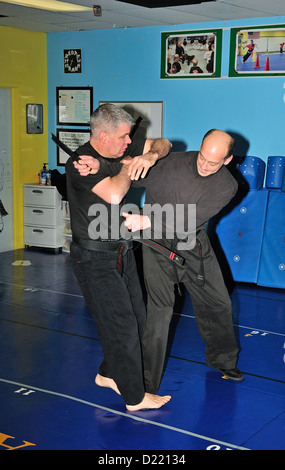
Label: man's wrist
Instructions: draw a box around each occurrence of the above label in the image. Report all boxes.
[145,150,158,164]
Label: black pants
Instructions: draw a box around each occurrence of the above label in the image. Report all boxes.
[142,230,239,394]
[243,51,252,62]
[70,242,146,405]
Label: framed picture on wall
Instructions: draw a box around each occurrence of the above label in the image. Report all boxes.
[56,129,90,166]
[229,24,285,77]
[160,29,222,79]
[56,87,93,125]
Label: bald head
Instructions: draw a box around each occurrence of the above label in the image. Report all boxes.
[202,129,235,158]
[197,129,235,177]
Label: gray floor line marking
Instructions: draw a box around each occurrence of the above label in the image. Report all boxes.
[173,312,285,337]
[0,377,250,450]
[0,281,83,298]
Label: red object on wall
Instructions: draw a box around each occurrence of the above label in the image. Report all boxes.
[93,5,102,16]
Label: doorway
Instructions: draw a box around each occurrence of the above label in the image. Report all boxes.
[0,88,13,252]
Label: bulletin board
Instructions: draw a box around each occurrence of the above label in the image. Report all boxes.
[56,87,93,125]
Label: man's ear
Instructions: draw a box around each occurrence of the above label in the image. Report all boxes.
[99,131,108,144]
[224,155,233,166]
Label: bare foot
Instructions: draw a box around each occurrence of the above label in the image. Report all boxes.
[95,373,121,395]
[126,393,171,411]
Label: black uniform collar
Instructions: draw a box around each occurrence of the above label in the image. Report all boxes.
[86,141,125,163]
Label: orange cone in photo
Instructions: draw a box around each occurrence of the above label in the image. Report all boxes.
[254,54,260,69]
[265,56,270,71]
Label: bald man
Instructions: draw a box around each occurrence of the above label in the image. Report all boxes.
[124,129,244,393]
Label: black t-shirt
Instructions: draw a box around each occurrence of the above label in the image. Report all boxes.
[65,139,145,240]
[133,151,238,239]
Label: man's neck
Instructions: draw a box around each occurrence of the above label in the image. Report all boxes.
[90,137,105,156]
[90,137,119,159]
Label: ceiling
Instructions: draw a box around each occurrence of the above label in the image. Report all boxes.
[0,0,285,33]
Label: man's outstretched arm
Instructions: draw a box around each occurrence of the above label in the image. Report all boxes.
[74,137,172,180]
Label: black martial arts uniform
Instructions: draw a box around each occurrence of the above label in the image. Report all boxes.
[134,151,240,393]
[65,138,147,406]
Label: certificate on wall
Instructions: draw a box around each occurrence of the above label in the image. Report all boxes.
[56,87,93,125]
[56,129,90,166]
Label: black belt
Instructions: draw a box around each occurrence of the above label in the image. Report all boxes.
[72,236,184,267]
[72,236,133,252]
[139,239,185,266]
[72,236,133,275]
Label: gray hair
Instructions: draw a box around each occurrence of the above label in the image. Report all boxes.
[90,103,134,138]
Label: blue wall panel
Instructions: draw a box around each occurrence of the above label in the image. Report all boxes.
[257,191,285,289]
[209,190,269,283]
[265,156,285,189]
[230,156,266,191]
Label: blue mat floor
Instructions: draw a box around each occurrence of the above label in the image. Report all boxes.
[235,51,285,73]
[0,248,285,451]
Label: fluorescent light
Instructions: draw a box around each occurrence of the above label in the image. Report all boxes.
[0,0,93,12]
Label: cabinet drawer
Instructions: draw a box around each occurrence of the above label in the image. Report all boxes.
[23,186,58,207]
[24,206,60,227]
[24,226,62,248]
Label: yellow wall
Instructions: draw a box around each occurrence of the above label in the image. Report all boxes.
[0,26,47,249]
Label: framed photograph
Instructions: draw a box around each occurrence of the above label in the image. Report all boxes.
[229,24,285,77]
[160,29,222,79]
[56,87,93,125]
[56,129,90,166]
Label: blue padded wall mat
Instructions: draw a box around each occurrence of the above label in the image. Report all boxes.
[235,156,266,190]
[257,191,285,289]
[208,189,269,283]
[265,156,285,189]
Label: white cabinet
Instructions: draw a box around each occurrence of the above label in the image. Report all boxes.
[23,184,62,250]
